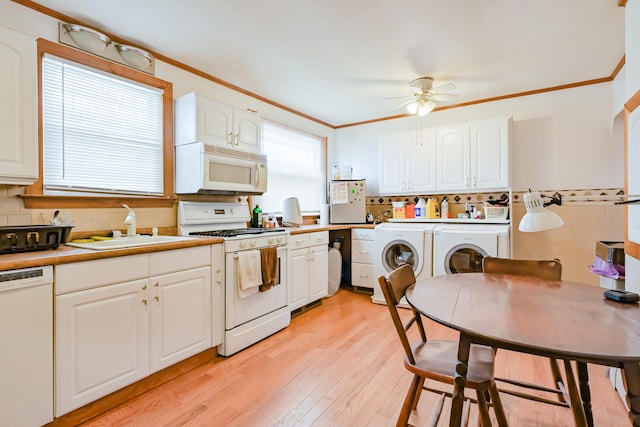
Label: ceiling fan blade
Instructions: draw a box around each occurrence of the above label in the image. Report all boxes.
[386,94,412,100]
[430,93,458,101]
[431,82,456,93]
[394,99,414,109]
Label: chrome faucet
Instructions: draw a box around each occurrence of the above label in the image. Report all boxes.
[122,204,136,237]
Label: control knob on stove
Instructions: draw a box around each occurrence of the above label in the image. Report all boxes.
[250,240,257,247]
[268,237,275,244]
[240,241,247,249]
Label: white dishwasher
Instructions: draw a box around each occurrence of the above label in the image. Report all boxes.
[0,265,53,426]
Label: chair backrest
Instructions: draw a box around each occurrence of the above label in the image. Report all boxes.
[378,264,427,365]
[482,256,562,281]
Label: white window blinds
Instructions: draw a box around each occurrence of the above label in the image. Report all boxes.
[42,54,164,195]
[258,120,325,213]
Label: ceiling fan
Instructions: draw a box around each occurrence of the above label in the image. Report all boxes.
[389,77,457,116]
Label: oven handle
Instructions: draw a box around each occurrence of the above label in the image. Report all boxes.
[231,245,288,258]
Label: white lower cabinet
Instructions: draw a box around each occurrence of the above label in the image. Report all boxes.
[55,246,212,416]
[149,266,212,373]
[351,228,376,289]
[288,231,329,311]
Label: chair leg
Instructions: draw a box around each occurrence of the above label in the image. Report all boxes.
[563,360,588,427]
[413,376,425,409]
[397,375,421,427]
[475,389,493,427]
[549,357,567,403]
[488,383,509,427]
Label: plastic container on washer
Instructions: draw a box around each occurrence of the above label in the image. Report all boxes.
[415,198,427,218]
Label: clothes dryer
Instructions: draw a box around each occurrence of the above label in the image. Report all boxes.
[373,222,436,305]
[433,223,510,276]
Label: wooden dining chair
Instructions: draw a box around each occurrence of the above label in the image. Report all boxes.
[481,256,580,412]
[379,264,508,427]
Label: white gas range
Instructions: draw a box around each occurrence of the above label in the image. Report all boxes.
[178,201,290,356]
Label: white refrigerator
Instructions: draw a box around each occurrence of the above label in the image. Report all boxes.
[329,179,366,224]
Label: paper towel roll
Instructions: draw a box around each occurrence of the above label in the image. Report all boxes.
[320,204,330,225]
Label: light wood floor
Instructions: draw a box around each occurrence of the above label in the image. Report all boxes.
[80,289,631,426]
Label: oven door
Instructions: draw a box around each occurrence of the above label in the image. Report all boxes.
[225,245,287,329]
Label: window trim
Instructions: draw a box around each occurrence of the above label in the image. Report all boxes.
[23,38,176,209]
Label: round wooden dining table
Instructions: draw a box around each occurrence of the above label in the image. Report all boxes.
[405,272,640,427]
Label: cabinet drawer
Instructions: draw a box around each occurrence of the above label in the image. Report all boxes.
[352,228,374,241]
[351,263,375,289]
[55,254,148,295]
[352,240,375,264]
[289,233,310,249]
[149,246,211,276]
[308,231,329,246]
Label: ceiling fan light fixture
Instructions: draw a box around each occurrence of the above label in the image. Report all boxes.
[406,99,436,116]
[418,100,436,116]
[406,102,419,115]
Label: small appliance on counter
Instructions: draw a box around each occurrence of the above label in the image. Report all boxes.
[329,179,366,224]
[282,197,303,226]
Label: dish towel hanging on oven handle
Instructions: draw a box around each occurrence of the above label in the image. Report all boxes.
[259,247,278,292]
[238,249,262,298]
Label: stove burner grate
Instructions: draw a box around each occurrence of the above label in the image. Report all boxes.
[189,228,284,238]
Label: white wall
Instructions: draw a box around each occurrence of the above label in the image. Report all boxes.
[625,0,640,290]
[3,0,337,162]
[335,82,624,195]
[626,0,640,99]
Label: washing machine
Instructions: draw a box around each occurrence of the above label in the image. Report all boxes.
[433,223,510,276]
[372,222,436,305]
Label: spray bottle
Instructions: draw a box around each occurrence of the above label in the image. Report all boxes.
[441,196,449,219]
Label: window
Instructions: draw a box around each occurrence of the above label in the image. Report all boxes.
[24,39,174,208]
[42,55,163,195]
[258,120,326,214]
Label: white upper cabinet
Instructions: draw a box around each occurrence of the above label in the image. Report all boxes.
[470,117,510,190]
[437,117,510,192]
[379,129,437,195]
[0,23,38,185]
[175,92,261,153]
[436,124,470,191]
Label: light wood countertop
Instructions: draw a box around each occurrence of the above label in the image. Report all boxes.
[0,237,223,271]
[287,223,375,234]
[0,223,375,271]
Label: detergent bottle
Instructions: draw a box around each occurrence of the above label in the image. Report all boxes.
[415,198,427,218]
[426,198,437,219]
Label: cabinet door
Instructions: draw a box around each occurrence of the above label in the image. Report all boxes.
[309,244,328,302]
[288,247,309,311]
[196,96,233,147]
[378,133,407,195]
[233,108,262,153]
[55,279,149,416]
[149,267,212,373]
[407,128,437,193]
[471,117,510,190]
[437,124,470,191]
[0,23,37,185]
[211,244,224,347]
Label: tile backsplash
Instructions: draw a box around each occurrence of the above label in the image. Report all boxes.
[1,185,626,287]
[367,188,626,287]
[0,186,176,236]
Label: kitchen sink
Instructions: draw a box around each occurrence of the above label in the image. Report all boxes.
[66,235,195,250]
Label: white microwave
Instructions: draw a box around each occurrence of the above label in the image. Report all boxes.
[175,142,267,195]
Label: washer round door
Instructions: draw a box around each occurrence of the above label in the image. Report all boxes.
[442,244,487,274]
[382,240,421,275]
